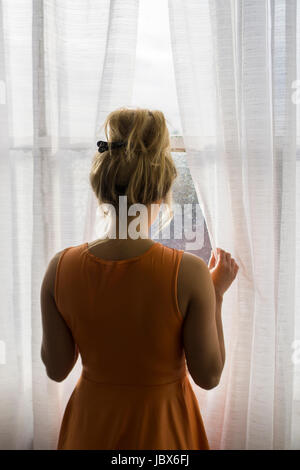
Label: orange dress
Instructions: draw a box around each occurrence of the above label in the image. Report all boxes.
[55,241,209,450]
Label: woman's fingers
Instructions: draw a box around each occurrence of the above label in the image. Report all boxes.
[210,248,239,295]
[216,248,227,264]
[216,248,239,271]
[230,257,239,275]
[208,250,216,269]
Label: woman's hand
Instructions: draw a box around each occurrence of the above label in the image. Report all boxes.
[208,248,239,299]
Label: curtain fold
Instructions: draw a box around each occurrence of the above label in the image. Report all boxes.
[169,0,299,449]
[0,0,139,449]
[0,0,29,450]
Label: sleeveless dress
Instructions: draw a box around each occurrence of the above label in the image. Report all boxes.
[55,241,209,450]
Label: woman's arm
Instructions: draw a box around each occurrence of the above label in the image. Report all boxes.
[40,250,79,382]
[180,253,224,390]
[180,248,238,390]
[208,248,239,367]
[214,292,225,366]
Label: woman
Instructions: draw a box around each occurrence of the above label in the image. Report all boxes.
[40,107,239,450]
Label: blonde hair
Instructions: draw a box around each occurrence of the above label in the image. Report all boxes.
[89,107,177,232]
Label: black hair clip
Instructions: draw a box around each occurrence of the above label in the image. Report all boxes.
[97,140,126,153]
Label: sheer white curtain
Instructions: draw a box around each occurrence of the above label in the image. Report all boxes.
[0,0,139,449]
[169,0,300,450]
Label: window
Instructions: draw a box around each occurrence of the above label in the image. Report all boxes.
[132,0,212,262]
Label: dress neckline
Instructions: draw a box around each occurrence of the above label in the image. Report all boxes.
[83,241,161,264]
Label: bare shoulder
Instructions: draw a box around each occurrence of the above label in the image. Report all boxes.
[179,251,211,286]
[181,251,209,269]
[41,249,66,295]
[177,251,212,319]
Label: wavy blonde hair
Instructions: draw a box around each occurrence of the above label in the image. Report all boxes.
[89,107,177,233]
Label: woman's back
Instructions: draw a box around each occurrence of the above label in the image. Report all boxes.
[56,240,186,385]
[55,240,210,449]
